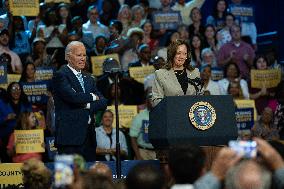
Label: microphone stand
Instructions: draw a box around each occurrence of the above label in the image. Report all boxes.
[114,71,121,179]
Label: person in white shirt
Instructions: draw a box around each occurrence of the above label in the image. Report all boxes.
[82,5,110,41]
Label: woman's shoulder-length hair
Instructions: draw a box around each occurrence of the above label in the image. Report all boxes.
[165,39,194,71]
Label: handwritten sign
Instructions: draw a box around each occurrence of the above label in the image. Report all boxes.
[0,163,23,187]
[235,108,254,130]
[235,100,257,121]
[14,129,45,153]
[9,0,39,16]
[129,66,155,83]
[251,69,281,89]
[152,11,182,30]
[91,54,120,76]
[107,105,138,128]
[35,67,54,81]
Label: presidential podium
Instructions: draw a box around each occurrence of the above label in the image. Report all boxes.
[149,95,238,166]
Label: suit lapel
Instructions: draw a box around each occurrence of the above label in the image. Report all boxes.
[168,69,184,95]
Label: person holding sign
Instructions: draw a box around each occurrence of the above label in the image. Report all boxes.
[52,41,107,161]
[249,55,277,114]
[152,39,202,107]
[7,111,42,163]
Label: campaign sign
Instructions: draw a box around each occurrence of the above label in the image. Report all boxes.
[142,120,150,143]
[35,67,54,81]
[45,137,58,160]
[235,108,254,130]
[229,4,255,23]
[21,81,49,104]
[152,11,182,30]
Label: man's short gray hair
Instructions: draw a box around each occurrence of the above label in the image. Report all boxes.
[65,41,85,60]
[225,160,271,189]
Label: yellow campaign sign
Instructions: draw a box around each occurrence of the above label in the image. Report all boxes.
[0,163,23,186]
[235,100,257,121]
[251,69,281,89]
[129,66,155,83]
[107,105,138,128]
[91,54,120,76]
[9,0,39,16]
[14,129,45,154]
[0,74,21,89]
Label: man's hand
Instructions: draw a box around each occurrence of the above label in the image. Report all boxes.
[211,147,242,181]
[254,137,284,171]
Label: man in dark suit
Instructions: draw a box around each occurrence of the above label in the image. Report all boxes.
[52,41,107,161]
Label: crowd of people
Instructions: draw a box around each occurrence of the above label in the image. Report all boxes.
[0,0,284,188]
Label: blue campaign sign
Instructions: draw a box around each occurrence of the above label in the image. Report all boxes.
[229,4,255,23]
[0,63,7,84]
[152,11,182,30]
[235,108,254,130]
[21,81,49,104]
[211,67,224,81]
[45,137,58,160]
[142,120,150,143]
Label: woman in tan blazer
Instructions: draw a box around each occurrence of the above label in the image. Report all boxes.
[152,40,202,106]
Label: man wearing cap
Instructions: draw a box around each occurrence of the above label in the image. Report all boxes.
[128,43,152,68]
[52,41,107,161]
[0,29,22,74]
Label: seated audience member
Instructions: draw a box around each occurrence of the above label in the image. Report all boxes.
[274,82,284,139]
[251,107,279,140]
[78,171,115,189]
[142,20,158,53]
[216,13,235,48]
[249,55,277,114]
[128,43,152,68]
[82,5,110,41]
[144,56,166,91]
[206,0,227,30]
[99,0,120,27]
[217,24,255,80]
[95,110,128,161]
[130,93,156,160]
[177,24,190,42]
[21,158,52,189]
[89,162,113,180]
[0,29,23,74]
[168,144,206,187]
[188,7,205,37]
[117,4,132,37]
[190,34,203,68]
[218,61,249,99]
[200,65,221,95]
[201,48,217,68]
[120,27,144,71]
[10,16,31,63]
[225,159,272,189]
[157,31,181,61]
[126,163,165,189]
[203,24,218,53]
[91,35,107,56]
[0,82,32,162]
[227,80,245,100]
[19,62,36,83]
[7,111,42,162]
[130,4,145,28]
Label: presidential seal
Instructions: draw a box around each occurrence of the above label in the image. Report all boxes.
[188,101,216,130]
